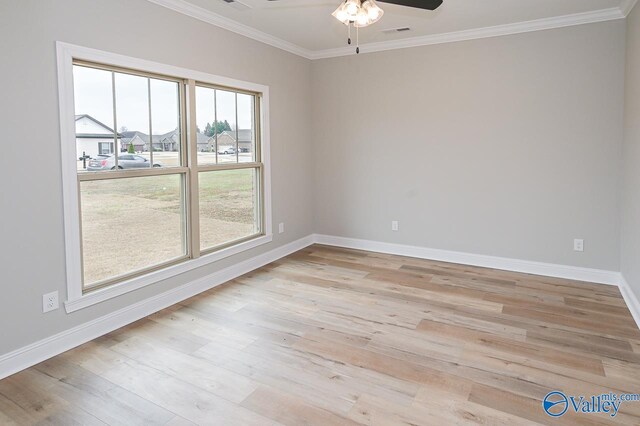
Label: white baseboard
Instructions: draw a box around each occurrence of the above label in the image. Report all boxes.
[0,232,635,381]
[312,234,621,286]
[619,275,640,331]
[0,235,314,381]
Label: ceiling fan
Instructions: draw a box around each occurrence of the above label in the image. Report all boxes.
[332,0,443,53]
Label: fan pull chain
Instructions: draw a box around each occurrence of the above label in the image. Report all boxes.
[348,22,352,45]
[356,25,360,54]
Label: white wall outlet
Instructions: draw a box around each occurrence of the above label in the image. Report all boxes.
[43,291,59,313]
[574,239,584,252]
[278,222,285,234]
[391,221,399,232]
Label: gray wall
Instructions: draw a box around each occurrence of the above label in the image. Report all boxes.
[311,21,625,271]
[0,0,633,358]
[622,4,640,298]
[0,0,313,354]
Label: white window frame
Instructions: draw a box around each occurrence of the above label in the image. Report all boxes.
[57,42,272,313]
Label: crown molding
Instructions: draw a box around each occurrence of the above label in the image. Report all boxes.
[145,0,314,59]
[145,0,630,61]
[309,7,626,59]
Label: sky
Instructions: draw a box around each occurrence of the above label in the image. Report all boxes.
[195,85,254,133]
[73,65,254,135]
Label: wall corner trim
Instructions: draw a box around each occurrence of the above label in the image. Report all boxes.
[0,235,315,381]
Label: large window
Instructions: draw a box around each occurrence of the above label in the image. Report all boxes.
[195,85,260,252]
[59,46,270,308]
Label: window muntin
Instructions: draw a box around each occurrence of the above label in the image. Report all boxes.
[71,61,264,292]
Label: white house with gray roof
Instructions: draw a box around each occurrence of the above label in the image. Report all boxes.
[75,114,120,159]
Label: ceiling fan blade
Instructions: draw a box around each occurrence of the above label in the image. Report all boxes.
[378,0,443,11]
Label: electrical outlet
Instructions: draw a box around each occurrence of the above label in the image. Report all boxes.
[42,291,59,313]
[574,239,584,252]
[278,223,285,234]
[391,221,399,232]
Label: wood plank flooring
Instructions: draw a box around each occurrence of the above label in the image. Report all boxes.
[1,244,640,425]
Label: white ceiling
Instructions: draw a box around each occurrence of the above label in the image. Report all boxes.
[149,0,635,58]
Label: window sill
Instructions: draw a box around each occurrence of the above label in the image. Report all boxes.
[64,234,273,313]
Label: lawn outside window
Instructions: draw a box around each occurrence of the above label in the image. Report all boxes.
[57,42,272,312]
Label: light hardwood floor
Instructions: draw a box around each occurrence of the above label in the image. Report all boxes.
[1,245,640,425]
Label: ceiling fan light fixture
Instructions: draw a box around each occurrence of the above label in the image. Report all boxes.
[333,0,386,53]
[333,0,443,55]
[345,0,360,16]
[355,9,370,27]
[363,0,384,23]
[333,0,384,27]
[331,4,350,24]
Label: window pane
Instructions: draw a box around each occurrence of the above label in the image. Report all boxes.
[199,168,259,251]
[73,65,115,172]
[215,90,237,164]
[237,93,256,163]
[195,86,217,165]
[151,78,182,167]
[80,174,187,287]
[115,72,151,169]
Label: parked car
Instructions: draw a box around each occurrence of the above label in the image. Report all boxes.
[87,154,161,171]
[218,146,236,155]
[239,147,249,153]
